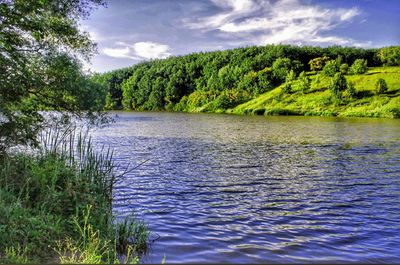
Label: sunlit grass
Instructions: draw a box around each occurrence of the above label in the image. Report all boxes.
[229,66,400,118]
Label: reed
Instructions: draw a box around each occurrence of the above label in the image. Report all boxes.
[0,123,149,263]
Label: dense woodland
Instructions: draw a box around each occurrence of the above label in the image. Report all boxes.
[92,45,400,113]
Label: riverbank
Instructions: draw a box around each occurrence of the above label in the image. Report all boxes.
[93,44,400,119]
[97,65,400,119]
[0,129,148,264]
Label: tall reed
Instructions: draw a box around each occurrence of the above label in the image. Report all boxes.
[0,122,150,263]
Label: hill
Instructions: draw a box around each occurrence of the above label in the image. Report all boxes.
[91,45,400,118]
[229,66,400,118]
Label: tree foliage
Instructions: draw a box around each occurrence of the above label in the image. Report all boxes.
[322,57,341,77]
[340,63,349,74]
[297,71,310,94]
[349,59,368,74]
[92,44,393,113]
[329,72,347,100]
[308,56,331,71]
[375,78,388,95]
[346,81,356,99]
[377,46,400,66]
[0,0,105,152]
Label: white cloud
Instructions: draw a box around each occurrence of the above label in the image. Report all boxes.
[132,42,171,59]
[102,41,171,60]
[184,0,366,47]
[103,47,136,59]
[185,0,260,30]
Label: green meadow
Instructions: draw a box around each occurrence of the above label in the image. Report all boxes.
[229,66,400,118]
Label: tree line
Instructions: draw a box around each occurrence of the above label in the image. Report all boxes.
[92,45,400,112]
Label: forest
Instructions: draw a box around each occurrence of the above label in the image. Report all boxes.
[92,45,400,117]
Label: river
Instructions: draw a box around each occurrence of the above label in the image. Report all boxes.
[91,111,400,263]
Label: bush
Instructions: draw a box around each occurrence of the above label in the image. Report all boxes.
[285,70,296,83]
[346,81,356,99]
[375,78,388,95]
[210,90,251,110]
[256,72,274,95]
[340,63,349,74]
[282,83,291,93]
[322,58,341,77]
[282,70,296,93]
[187,91,211,109]
[329,73,347,100]
[173,96,188,111]
[297,71,310,94]
[308,56,331,71]
[349,59,368,74]
[272,57,292,83]
[0,128,149,263]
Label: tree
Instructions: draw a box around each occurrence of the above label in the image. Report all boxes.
[96,44,381,113]
[375,78,388,95]
[322,57,341,77]
[285,70,297,83]
[271,57,292,83]
[377,46,400,66]
[340,63,349,74]
[0,0,105,152]
[329,73,347,101]
[298,71,310,94]
[346,81,356,99]
[349,59,368,74]
[308,56,331,71]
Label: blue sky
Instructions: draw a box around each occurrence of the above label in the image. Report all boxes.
[79,0,400,72]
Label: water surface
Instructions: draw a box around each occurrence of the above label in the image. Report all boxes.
[91,112,400,263]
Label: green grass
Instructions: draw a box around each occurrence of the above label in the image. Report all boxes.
[228,66,400,118]
[0,126,149,264]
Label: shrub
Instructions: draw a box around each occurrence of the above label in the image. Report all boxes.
[346,81,356,99]
[291,60,304,74]
[308,56,331,71]
[329,73,347,100]
[375,78,388,95]
[285,70,296,83]
[349,59,368,74]
[0,127,149,263]
[322,58,341,77]
[173,96,188,111]
[340,63,349,74]
[298,71,310,94]
[211,90,250,110]
[272,57,292,83]
[256,72,274,94]
[186,91,211,109]
[282,70,296,94]
[282,83,291,93]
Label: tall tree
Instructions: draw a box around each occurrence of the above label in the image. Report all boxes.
[0,0,105,152]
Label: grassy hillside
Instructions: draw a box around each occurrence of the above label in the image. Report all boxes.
[92,45,400,118]
[228,66,400,118]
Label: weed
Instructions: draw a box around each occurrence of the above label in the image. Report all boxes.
[0,126,149,263]
[3,245,29,264]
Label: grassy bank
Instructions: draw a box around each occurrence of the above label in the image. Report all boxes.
[0,128,148,264]
[228,66,400,118]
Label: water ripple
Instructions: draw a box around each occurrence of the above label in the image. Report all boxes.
[91,112,400,263]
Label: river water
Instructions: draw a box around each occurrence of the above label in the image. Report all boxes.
[91,112,400,263]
